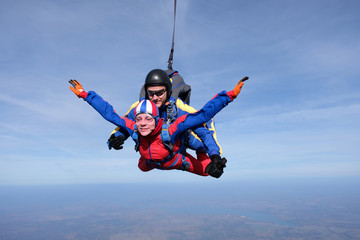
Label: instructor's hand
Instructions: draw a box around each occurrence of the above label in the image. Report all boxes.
[108,134,125,150]
[205,154,227,178]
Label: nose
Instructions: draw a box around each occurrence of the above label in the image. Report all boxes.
[151,94,160,101]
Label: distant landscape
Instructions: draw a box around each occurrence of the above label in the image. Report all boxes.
[1,178,359,240]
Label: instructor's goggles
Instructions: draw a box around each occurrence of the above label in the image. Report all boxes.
[147,89,166,97]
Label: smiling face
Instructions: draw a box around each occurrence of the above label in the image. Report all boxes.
[135,113,156,136]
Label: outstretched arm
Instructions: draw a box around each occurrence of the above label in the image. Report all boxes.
[68,80,136,137]
[169,77,248,144]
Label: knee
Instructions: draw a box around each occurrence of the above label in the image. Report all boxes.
[138,160,153,172]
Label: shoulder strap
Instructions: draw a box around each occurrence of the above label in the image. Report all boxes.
[132,125,140,152]
[160,123,176,161]
[166,99,177,124]
[161,123,173,151]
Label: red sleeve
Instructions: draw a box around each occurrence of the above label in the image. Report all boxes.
[168,114,187,135]
[227,90,237,101]
[79,91,88,99]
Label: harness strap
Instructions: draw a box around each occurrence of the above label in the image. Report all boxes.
[180,153,190,171]
[146,153,180,169]
[161,123,173,150]
[145,153,190,171]
[132,125,140,151]
[140,119,191,171]
[166,99,177,124]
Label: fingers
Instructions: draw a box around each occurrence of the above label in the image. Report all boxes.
[69,80,75,88]
[69,79,83,97]
[233,76,249,97]
[220,157,227,167]
[108,134,125,150]
[236,81,244,88]
[240,76,249,82]
[205,162,224,178]
[235,76,248,90]
[212,169,223,178]
[205,164,223,178]
[205,156,227,178]
[69,79,81,88]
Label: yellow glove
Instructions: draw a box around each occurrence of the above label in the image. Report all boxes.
[233,76,248,97]
[69,79,85,97]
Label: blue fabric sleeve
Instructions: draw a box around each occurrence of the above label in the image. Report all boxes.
[171,91,232,146]
[176,99,221,156]
[111,103,137,138]
[84,91,134,137]
[192,120,220,156]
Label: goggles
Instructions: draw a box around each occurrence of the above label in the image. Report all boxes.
[147,88,166,97]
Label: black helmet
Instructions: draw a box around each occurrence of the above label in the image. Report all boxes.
[144,69,172,99]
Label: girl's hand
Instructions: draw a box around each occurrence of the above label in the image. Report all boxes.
[69,79,86,98]
[233,76,248,97]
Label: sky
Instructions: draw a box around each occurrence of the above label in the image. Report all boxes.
[0,0,359,185]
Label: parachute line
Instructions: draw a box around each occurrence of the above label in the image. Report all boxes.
[167,0,177,70]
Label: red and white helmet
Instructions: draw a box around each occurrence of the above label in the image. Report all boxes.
[135,100,159,119]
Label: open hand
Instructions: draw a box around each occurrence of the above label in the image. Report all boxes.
[69,79,85,97]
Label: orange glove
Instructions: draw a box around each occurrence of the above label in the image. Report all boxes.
[69,79,85,97]
[233,76,248,97]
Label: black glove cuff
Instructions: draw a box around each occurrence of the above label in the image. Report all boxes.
[210,154,221,162]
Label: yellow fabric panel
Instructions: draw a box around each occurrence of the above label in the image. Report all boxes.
[176,98,222,155]
[111,127,120,135]
[125,101,139,117]
[175,98,197,113]
[207,119,222,155]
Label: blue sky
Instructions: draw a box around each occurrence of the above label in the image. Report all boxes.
[0,0,359,185]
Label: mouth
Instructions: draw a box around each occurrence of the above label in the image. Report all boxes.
[153,101,161,106]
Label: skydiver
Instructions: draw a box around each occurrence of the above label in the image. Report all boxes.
[107,69,225,177]
[68,77,247,178]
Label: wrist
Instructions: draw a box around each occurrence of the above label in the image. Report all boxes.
[227,90,237,101]
[79,91,88,99]
[210,154,221,162]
